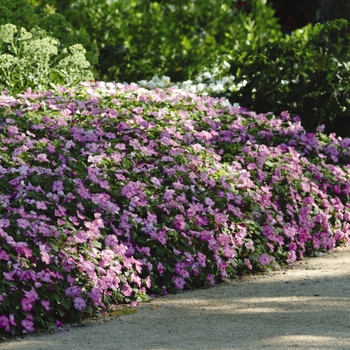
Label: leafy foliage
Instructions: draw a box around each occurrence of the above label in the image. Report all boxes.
[34,0,282,82]
[226,19,350,136]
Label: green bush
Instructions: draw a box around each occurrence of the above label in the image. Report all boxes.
[36,0,282,82]
[226,19,350,136]
[0,24,94,94]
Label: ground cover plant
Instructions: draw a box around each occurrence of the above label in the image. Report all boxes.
[1,82,350,335]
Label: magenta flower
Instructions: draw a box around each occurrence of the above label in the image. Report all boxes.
[173,214,186,231]
[0,315,9,332]
[21,298,34,312]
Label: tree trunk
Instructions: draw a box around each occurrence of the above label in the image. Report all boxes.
[319,0,350,23]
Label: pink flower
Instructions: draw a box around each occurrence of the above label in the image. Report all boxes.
[39,245,51,264]
[145,276,152,289]
[245,240,255,252]
[122,284,133,297]
[0,219,10,228]
[258,254,271,266]
[196,252,206,267]
[73,297,86,311]
[215,212,227,225]
[101,249,115,264]
[130,273,142,287]
[23,287,38,301]
[287,251,297,263]
[244,258,253,270]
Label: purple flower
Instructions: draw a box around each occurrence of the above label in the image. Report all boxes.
[244,258,253,270]
[157,262,164,275]
[121,284,133,297]
[73,297,87,311]
[21,297,34,312]
[0,250,10,261]
[35,153,49,162]
[172,276,186,290]
[207,274,215,287]
[52,180,64,192]
[120,182,139,198]
[258,254,271,266]
[21,318,35,333]
[65,286,82,297]
[41,300,50,311]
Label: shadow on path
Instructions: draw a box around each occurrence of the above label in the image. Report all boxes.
[2,247,350,350]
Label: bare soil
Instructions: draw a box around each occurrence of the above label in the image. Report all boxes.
[2,246,350,350]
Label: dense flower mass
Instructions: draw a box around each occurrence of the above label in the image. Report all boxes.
[0,81,350,334]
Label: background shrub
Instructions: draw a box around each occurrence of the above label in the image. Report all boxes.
[226,19,350,136]
[32,0,282,83]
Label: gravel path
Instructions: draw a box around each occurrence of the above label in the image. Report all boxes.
[2,246,350,350]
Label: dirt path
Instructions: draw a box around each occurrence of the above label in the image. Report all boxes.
[2,246,350,350]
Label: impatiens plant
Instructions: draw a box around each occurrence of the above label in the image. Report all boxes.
[0,81,350,335]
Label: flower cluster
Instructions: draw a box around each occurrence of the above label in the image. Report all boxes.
[0,81,349,334]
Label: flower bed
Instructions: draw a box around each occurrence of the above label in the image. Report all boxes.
[0,81,350,334]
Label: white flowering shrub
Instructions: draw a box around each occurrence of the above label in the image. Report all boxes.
[0,24,94,94]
